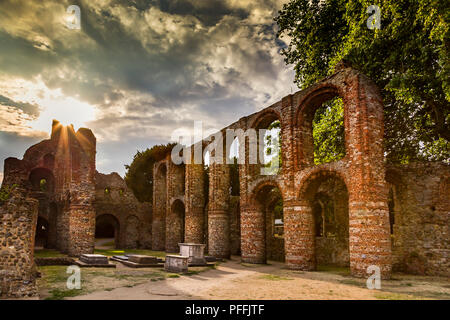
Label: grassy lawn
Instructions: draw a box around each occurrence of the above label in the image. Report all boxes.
[34,249,67,258]
[36,254,218,300]
[317,264,351,276]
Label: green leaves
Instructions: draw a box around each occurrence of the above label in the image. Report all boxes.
[313,97,345,164]
[0,184,17,205]
[275,0,449,163]
[124,143,175,203]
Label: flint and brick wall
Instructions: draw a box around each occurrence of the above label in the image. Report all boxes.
[387,162,449,277]
[0,189,38,298]
[94,172,152,249]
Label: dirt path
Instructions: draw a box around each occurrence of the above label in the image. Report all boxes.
[69,257,449,300]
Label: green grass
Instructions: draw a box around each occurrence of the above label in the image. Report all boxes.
[34,249,66,258]
[339,279,366,288]
[45,289,84,300]
[317,264,351,275]
[101,240,115,247]
[36,252,214,299]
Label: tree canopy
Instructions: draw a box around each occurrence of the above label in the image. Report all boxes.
[275,0,449,163]
[124,143,175,202]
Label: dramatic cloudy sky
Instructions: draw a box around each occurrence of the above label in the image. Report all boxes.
[0,0,294,182]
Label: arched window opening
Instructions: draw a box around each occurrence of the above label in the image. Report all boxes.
[171,200,185,247]
[40,179,48,192]
[313,193,337,238]
[95,214,120,249]
[302,173,349,268]
[312,96,345,164]
[254,184,284,262]
[203,150,210,203]
[271,197,284,238]
[260,120,282,175]
[29,168,55,193]
[35,216,49,249]
[227,137,240,196]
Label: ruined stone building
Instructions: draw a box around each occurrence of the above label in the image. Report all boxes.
[94,172,152,249]
[0,121,151,297]
[0,66,448,298]
[153,66,449,280]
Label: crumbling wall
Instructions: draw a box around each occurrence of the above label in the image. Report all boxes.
[156,66,448,280]
[94,172,152,249]
[0,121,96,298]
[387,162,449,277]
[0,188,38,298]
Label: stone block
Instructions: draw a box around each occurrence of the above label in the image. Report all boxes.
[128,254,158,264]
[179,243,207,265]
[79,254,109,265]
[164,255,188,273]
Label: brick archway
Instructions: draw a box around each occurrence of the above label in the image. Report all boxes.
[241,179,283,264]
[295,84,347,169]
[95,214,120,248]
[166,199,185,252]
[285,169,350,270]
[175,67,393,278]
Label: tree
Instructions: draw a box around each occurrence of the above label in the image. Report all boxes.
[124,143,175,202]
[313,97,345,164]
[275,0,449,163]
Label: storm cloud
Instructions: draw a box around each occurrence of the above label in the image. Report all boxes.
[0,0,294,177]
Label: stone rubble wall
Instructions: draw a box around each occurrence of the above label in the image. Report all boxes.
[387,162,449,277]
[0,189,38,298]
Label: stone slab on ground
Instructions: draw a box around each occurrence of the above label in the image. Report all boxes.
[112,255,129,261]
[128,255,158,265]
[110,256,162,268]
[74,260,116,268]
[80,254,109,265]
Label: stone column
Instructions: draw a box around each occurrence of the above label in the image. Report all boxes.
[240,203,266,263]
[208,161,230,259]
[283,200,315,270]
[345,73,392,279]
[185,163,205,244]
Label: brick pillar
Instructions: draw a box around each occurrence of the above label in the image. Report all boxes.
[185,163,205,244]
[345,73,392,279]
[283,200,315,270]
[208,162,230,259]
[0,189,39,298]
[67,204,95,256]
[241,203,266,263]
